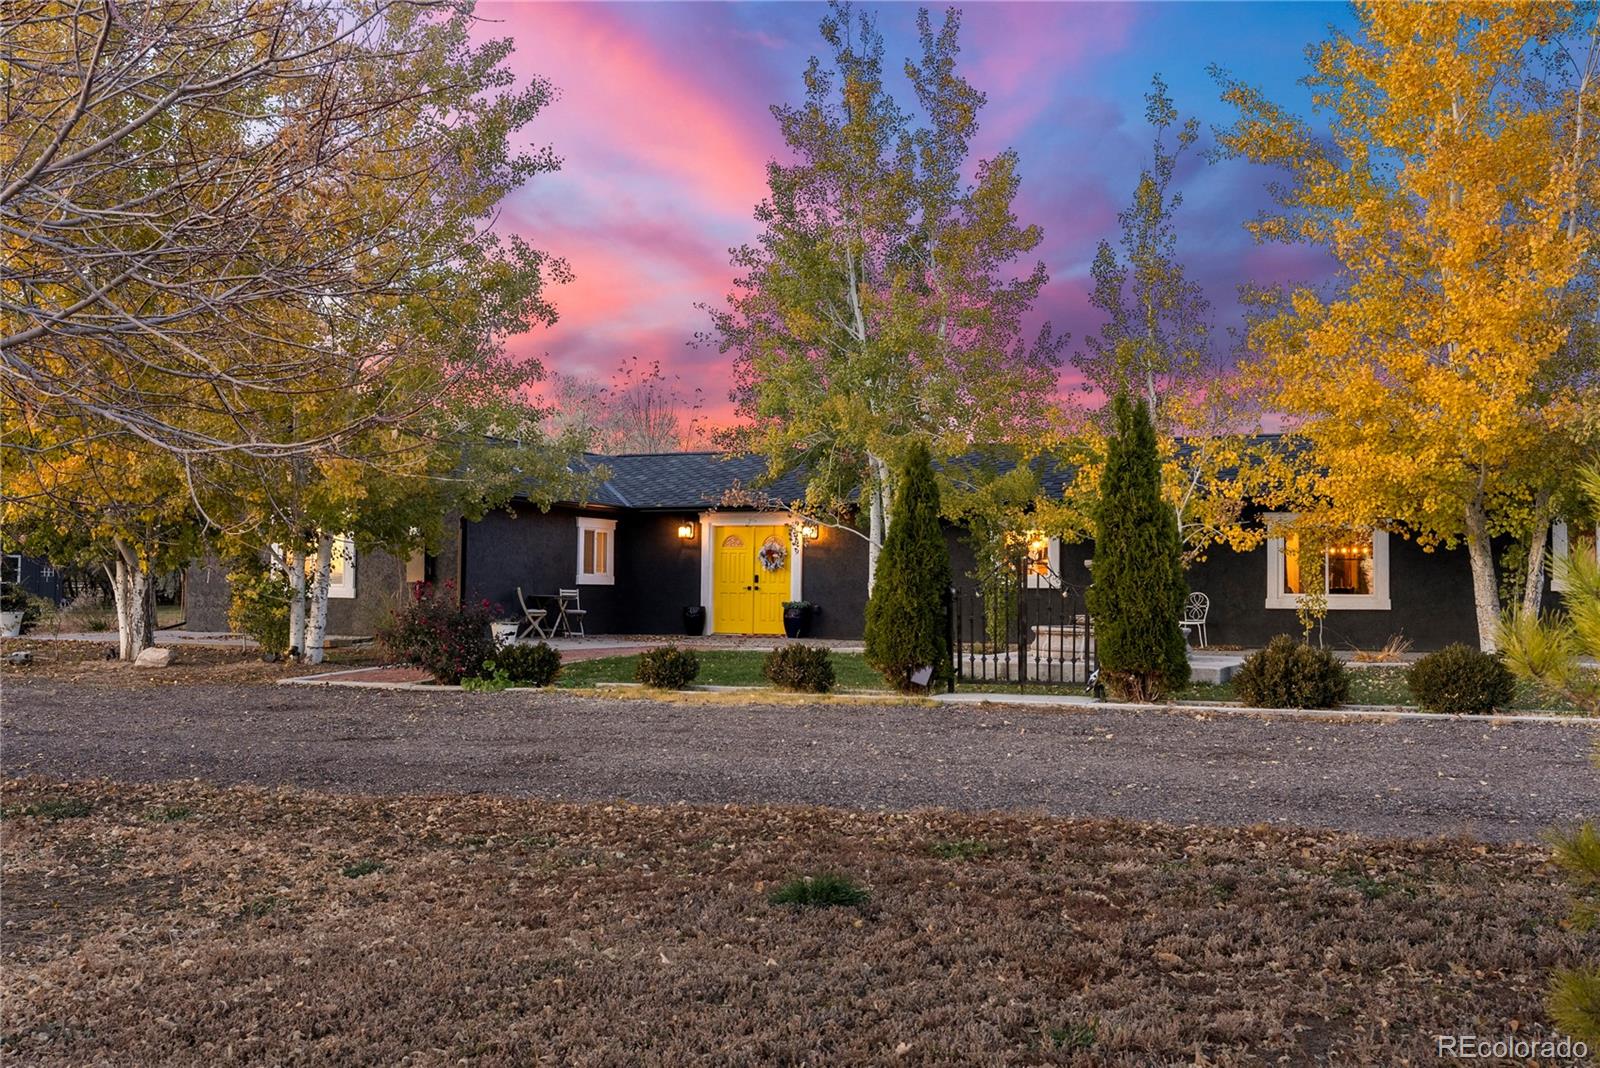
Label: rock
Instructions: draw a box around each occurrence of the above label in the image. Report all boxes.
[134,647,173,668]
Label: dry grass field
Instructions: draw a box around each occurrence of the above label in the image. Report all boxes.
[3,778,1590,1066]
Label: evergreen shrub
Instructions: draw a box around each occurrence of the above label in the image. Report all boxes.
[762,644,836,693]
[864,441,952,691]
[1233,635,1349,709]
[636,645,700,689]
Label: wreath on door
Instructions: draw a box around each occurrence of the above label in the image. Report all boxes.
[758,537,787,573]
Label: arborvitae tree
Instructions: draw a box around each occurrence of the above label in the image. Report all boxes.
[864,441,952,691]
[1085,394,1190,700]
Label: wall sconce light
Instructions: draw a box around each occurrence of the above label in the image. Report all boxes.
[799,522,820,540]
[676,522,696,541]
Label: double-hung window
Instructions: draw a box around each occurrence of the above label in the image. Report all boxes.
[577,517,617,585]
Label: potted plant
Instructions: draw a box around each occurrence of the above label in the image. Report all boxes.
[682,605,706,636]
[781,601,815,639]
[490,620,520,648]
[0,583,29,638]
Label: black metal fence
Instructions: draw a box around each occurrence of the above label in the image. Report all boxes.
[947,555,1097,693]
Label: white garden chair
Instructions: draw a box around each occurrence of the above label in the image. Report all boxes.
[555,588,586,637]
[515,587,549,640]
[1179,592,1210,648]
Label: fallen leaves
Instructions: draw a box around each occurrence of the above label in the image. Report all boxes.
[0,777,1588,1066]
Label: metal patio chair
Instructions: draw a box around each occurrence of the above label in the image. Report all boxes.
[1179,591,1210,648]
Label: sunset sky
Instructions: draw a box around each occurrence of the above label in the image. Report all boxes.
[476,1,1355,423]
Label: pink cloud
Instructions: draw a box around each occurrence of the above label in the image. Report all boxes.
[475,2,781,213]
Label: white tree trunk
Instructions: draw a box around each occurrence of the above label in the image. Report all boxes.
[865,453,893,592]
[284,545,306,659]
[867,485,884,592]
[109,542,154,660]
[304,533,333,665]
[109,559,132,660]
[1521,495,1553,618]
[1463,500,1502,652]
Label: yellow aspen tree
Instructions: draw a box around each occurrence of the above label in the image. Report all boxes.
[1214,2,1599,650]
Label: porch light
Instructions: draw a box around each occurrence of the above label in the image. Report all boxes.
[676,522,696,540]
[799,522,820,540]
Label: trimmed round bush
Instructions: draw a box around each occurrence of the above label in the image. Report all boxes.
[636,645,699,689]
[377,582,496,685]
[1233,635,1349,709]
[1405,643,1516,715]
[762,644,836,693]
[495,641,562,687]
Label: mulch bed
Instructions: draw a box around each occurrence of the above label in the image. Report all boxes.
[2,778,1591,1066]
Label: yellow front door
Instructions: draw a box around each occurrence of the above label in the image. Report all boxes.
[711,525,791,635]
[750,525,790,635]
[713,529,754,634]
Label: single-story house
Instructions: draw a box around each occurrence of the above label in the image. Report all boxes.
[3,551,64,603]
[180,449,1596,650]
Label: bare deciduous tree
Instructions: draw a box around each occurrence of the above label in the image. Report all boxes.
[546,356,705,453]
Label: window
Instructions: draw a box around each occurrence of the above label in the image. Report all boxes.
[1552,521,1600,593]
[2,554,21,585]
[576,517,617,585]
[1022,534,1061,590]
[1264,517,1390,610]
[270,534,356,599]
[326,535,356,599]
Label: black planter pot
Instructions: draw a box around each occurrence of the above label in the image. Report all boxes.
[682,605,706,636]
[781,605,813,639]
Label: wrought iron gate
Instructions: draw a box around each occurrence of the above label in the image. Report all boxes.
[947,555,1097,694]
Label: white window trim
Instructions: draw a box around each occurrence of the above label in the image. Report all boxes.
[270,535,356,599]
[1025,537,1061,590]
[576,517,617,586]
[1262,514,1391,611]
[1552,521,1600,593]
[327,535,356,599]
[696,511,805,634]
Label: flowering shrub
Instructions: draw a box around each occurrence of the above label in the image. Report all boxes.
[377,582,497,684]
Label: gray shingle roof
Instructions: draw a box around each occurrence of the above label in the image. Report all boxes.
[567,452,811,511]
[552,434,1288,512]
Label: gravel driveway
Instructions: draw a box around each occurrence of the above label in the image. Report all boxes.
[4,679,1596,841]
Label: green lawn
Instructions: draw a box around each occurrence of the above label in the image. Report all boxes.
[557,649,889,691]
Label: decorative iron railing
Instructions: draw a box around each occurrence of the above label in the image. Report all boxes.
[947,555,1097,694]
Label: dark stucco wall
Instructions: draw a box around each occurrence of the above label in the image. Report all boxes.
[617,512,704,634]
[184,537,448,638]
[461,503,631,633]
[323,547,409,636]
[184,556,231,631]
[801,524,870,638]
[1054,531,1488,651]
